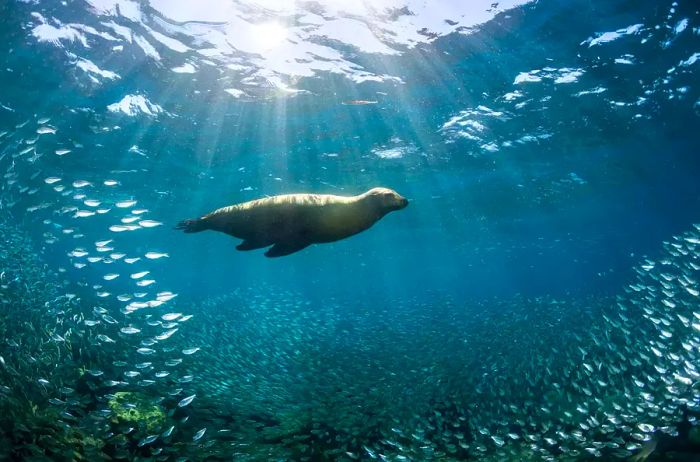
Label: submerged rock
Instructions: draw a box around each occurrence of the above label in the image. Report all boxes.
[108,391,166,433]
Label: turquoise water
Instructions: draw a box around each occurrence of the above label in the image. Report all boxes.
[1,0,699,460]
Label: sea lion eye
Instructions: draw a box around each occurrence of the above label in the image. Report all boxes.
[383,193,401,207]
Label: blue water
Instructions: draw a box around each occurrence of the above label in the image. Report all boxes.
[1,0,700,460]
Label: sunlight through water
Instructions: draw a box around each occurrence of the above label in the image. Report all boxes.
[249,22,288,51]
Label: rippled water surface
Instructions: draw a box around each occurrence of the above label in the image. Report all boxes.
[1,0,699,460]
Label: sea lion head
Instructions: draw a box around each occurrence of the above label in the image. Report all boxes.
[363,187,409,213]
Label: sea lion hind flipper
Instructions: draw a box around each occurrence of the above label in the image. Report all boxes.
[175,217,208,233]
[236,240,270,251]
[264,241,310,258]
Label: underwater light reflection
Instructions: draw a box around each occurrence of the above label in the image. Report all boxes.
[249,22,289,52]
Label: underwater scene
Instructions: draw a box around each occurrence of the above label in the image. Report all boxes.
[1,0,700,460]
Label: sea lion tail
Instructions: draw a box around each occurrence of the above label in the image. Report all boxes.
[175,218,208,233]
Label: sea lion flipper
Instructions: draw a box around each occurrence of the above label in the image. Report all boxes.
[236,240,270,251]
[175,217,208,233]
[264,241,310,258]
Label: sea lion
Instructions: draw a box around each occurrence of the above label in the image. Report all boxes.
[175,187,408,257]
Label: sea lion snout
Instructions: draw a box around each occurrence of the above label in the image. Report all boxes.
[397,195,409,209]
[391,194,408,211]
[365,187,409,212]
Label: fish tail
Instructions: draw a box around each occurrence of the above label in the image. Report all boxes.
[175,217,208,233]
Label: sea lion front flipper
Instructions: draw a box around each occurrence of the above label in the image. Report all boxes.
[264,241,310,258]
[236,240,270,251]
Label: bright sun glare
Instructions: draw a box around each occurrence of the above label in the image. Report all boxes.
[251,22,288,51]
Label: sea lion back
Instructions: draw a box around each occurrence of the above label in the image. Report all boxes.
[177,194,329,239]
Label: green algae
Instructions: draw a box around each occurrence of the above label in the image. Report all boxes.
[108,392,166,432]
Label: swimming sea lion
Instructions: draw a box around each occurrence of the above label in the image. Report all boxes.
[175,187,409,257]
